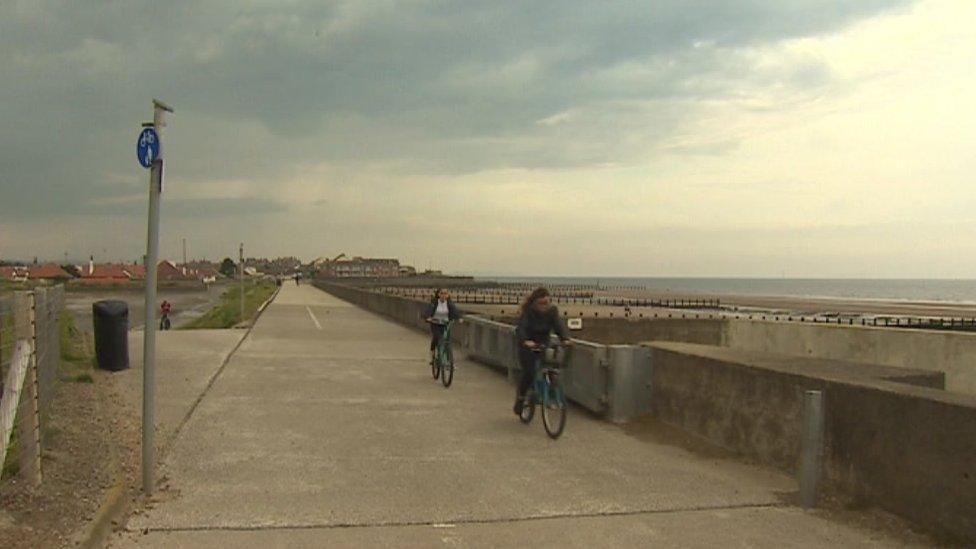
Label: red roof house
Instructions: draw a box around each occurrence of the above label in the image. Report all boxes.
[83,264,131,282]
[0,266,29,282]
[193,266,222,281]
[157,260,193,281]
[126,264,147,280]
[28,264,72,281]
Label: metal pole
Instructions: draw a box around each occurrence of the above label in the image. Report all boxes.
[142,98,173,496]
[799,389,824,508]
[239,243,244,323]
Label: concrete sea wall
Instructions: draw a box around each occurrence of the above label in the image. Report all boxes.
[724,319,976,395]
[539,315,976,395]
[647,342,974,543]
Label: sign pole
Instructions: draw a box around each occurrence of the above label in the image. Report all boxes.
[239,243,244,323]
[141,98,173,496]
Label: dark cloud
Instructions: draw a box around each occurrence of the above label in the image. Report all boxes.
[0,0,915,221]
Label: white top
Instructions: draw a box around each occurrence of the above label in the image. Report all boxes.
[433,300,450,322]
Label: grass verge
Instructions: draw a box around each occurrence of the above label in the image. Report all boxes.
[2,308,93,480]
[59,308,94,381]
[181,281,276,329]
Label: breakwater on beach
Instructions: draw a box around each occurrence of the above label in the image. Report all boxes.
[485,277,976,304]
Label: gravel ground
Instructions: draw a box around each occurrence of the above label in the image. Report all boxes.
[0,367,136,548]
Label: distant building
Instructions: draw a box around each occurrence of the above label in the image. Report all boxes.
[312,253,406,278]
[0,266,28,282]
[167,260,223,283]
[398,265,417,277]
[331,257,400,278]
[158,260,194,281]
[126,264,147,280]
[28,264,72,281]
[189,266,221,284]
[76,260,199,285]
[82,263,132,284]
[244,256,302,276]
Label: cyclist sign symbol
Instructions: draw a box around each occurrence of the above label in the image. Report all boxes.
[136,127,160,169]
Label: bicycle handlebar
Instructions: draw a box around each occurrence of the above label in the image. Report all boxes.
[528,339,571,352]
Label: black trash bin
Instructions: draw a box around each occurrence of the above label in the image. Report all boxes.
[93,300,129,371]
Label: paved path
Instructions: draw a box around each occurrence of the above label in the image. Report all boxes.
[115,283,922,547]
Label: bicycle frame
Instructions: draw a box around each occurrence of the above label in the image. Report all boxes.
[528,344,567,405]
[436,321,453,366]
[534,364,564,408]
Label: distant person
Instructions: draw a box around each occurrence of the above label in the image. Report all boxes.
[424,288,462,365]
[159,300,172,330]
[513,287,571,416]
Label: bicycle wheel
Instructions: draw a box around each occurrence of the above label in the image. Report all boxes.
[440,346,454,388]
[519,394,535,424]
[431,349,441,380]
[541,372,567,439]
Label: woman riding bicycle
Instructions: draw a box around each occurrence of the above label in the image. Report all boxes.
[514,287,571,416]
[424,288,462,365]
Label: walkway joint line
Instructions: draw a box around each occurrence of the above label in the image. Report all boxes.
[134,502,787,534]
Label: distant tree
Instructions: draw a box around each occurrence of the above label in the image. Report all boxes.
[219,257,237,277]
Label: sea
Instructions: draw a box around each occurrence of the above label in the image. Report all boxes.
[485,277,976,304]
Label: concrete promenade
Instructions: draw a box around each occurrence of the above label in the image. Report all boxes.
[115,283,922,547]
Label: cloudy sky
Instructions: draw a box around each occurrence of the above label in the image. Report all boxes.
[1,0,973,276]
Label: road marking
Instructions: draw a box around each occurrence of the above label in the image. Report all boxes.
[306,306,322,330]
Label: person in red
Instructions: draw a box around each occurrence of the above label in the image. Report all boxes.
[160,300,172,330]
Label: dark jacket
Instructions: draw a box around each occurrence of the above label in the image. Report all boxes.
[423,299,462,321]
[516,306,570,345]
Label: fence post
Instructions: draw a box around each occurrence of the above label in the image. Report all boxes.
[15,291,42,489]
[799,389,824,508]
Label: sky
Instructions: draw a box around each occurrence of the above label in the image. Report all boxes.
[1,0,974,277]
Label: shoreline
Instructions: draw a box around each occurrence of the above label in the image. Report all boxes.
[479,277,976,306]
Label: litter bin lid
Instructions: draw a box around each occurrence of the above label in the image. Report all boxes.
[93,300,129,317]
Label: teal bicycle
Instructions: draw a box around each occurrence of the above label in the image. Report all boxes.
[428,319,455,388]
[519,342,569,438]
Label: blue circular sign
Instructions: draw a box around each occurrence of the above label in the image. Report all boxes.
[137,127,160,169]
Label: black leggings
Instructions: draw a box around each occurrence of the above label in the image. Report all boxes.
[430,323,446,351]
[517,346,537,398]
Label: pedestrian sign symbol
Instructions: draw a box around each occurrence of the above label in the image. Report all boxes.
[137,127,160,169]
